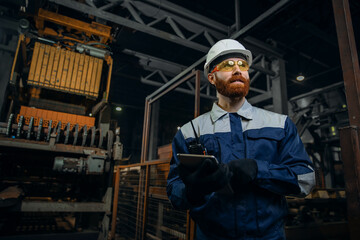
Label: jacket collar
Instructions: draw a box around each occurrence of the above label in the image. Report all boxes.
[210,99,253,122]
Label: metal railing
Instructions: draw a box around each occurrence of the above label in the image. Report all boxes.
[111,160,189,239]
[111,70,202,239]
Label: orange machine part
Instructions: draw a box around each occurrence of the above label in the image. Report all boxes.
[28,42,104,98]
[17,106,95,130]
[36,9,112,44]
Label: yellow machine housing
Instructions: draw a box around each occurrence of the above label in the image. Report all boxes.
[28,42,104,98]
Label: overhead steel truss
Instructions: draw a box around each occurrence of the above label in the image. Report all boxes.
[50,0,225,52]
[49,0,288,57]
[50,0,294,113]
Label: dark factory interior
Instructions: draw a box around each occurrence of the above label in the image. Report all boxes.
[0,0,359,239]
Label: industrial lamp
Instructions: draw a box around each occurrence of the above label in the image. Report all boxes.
[296,73,305,81]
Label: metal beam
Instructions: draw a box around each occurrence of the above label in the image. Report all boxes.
[49,0,209,52]
[148,100,159,160]
[166,17,185,39]
[251,63,276,76]
[250,86,267,94]
[51,0,287,60]
[0,136,98,155]
[289,81,344,102]
[204,31,215,46]
[146,0,294,101]
[250,71,262,84]
[230,0,293,40]
[20,188,112,212]
[124,0,145,24]
[243,36,284,58]
[339,126,360,240]
[141,77,216,100]
[120,0,225,39]
[333,0,360,239]
[252,54,263,65]
[123,49,187,76]
[235,0,241,31]
[141,0,228,33]
[332,0,360,126]
[21,199,110,212]
[99,1,120,10]
[248,92,272,104]
[271,59,288,114]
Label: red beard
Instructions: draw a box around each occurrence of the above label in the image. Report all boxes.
[214,75,250,99]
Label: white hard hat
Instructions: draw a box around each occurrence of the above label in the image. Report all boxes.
[204,39,252,76]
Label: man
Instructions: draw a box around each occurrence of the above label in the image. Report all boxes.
[166,39,315,239]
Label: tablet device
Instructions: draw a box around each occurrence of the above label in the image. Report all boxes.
[177,153,218,170]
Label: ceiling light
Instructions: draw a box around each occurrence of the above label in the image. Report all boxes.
[296,73,305,82]
[116,107,122,111]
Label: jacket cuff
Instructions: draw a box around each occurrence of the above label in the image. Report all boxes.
[254,159,270,180]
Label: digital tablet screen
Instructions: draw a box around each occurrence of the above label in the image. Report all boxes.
[177,153,218,170]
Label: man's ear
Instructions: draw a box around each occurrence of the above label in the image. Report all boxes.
[208,73,216,85]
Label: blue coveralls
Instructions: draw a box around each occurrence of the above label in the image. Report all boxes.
[166,100,315,239]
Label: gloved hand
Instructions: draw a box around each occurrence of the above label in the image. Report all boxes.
[178,158,231,205]
[228,159,258,192]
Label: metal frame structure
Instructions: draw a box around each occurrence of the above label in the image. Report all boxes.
[49,0,292,53]
[49,0,292,109]
[332,0,360,239]
[140,70,201,163]
[50,0,219,52]
[117,70,200,240]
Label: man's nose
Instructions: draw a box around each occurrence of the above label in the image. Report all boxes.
[233,65,242,75]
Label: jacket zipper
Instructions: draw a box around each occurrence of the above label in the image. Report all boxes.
[244,126,260,235]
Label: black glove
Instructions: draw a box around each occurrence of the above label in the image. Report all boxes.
[228,159,258,192]
[178,158,231,205]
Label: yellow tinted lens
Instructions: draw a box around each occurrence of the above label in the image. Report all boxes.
[217,60,249,72]
[218,60,235,71]
[238,60,249,71]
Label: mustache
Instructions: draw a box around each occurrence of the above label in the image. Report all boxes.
[229,75,248,83]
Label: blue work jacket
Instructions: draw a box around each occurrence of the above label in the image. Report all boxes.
[166,100,315,240]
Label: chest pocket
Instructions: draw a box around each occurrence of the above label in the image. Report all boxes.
[200,135,221,160]
[246,128,285,163]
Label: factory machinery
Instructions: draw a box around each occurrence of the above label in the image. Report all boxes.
[0,9,123,239]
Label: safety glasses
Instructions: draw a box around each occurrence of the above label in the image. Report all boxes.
[211,59,249,73]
